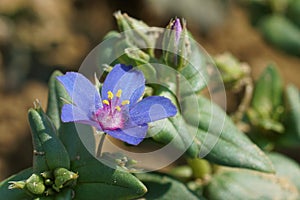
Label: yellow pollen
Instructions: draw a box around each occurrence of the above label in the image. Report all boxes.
[107,91,114,100]
[102,100,110,105]
[116,89,122,98]
[121,100,130,105]
[115,106,121,111]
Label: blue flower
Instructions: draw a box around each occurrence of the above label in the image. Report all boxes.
[57,64,177,145]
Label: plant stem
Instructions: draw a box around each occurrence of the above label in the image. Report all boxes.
[176,73,181,103]
[96,133,106,157]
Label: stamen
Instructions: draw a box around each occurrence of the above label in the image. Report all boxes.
[102,100,110,105]
[115,106,121,111]
[121,100,130,105]
[116,89,122,98]
[107,91,114,100]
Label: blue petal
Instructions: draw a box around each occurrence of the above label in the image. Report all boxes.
[105,124,148,145]
[101,64,145,104]
[61,104,101,130]
[129,96,177,124]
[57,72,102,113]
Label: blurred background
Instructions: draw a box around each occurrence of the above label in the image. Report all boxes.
[0,0,299,181]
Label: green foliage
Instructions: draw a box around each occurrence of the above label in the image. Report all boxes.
[247,64,284,133]
[136,173,204,200]
[0,168,33,199]
[245,0,300,56]
[29,105,70,172]
[283,84,300,140]
[258,14,300,56]
[268,152,300,190]
[205,167,299,200]
[183,95,274,172]
[1,12,300,200]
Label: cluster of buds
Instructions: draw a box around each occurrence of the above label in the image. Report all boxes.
[113,12,191,71]
[8,168,78,197]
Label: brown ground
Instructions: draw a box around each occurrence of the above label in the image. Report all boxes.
[0,3,299,181]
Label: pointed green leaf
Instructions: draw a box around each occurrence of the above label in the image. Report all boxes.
[251,64,283,118]
[284,84,300,138]
[183,95,274,172]
[148,87,199,158]
[287,0,300,27]
[148,115,199,159]
[258,15,300,56]
[29,107,70,172]
[46,70,70,130]
[54,188,73,200]
[59,123,96,169]
[268,152,300,190]
[0,168,33,200]
[179,34,208,94]
[205,168,299,200]
[73,159,147,200]
[136,173,203,200]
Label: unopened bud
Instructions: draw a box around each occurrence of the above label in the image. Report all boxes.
[162,18,191,70]
[8,181,26,190]
[25,174,46,195]
[54,168,79,190]
[41,171,53,179]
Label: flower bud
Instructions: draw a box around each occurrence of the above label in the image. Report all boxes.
[44,178,53,186]
[41,171,53,179]
[162,18,191,70]
[53,168,78,191]
[8,181,26,190]
[25,174,46,195]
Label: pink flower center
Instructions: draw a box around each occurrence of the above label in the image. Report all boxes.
[93,90,130,130]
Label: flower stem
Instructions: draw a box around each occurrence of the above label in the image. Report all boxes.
[97,133,106,157]
[176,73,181,103]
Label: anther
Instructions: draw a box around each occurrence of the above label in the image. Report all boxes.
[121,100,130,105]
[102,100,110,105]
[107,91,114,100]
[116,89,122,98]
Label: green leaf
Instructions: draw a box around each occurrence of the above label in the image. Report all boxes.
[183,95,275,173]
[58,109,146,199]
[251,64,283,118]
[46,70,70,130]
[148,115,199,159]
[179,34,208,94]
[205,168,299,200]
[59,123,96,169]
[54,188,73,200]
[0,168,33,200]
[29,107,70,172]
[258,14,300,56]
[136,173,204,200]
[73,159,147,200]
[114,38,157,81]
[268,152,300,190]
[148,86,199,158]
[167,165,193,181]
[287,0,300,27]
[284,84,300,138]
[56,104,146,199]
